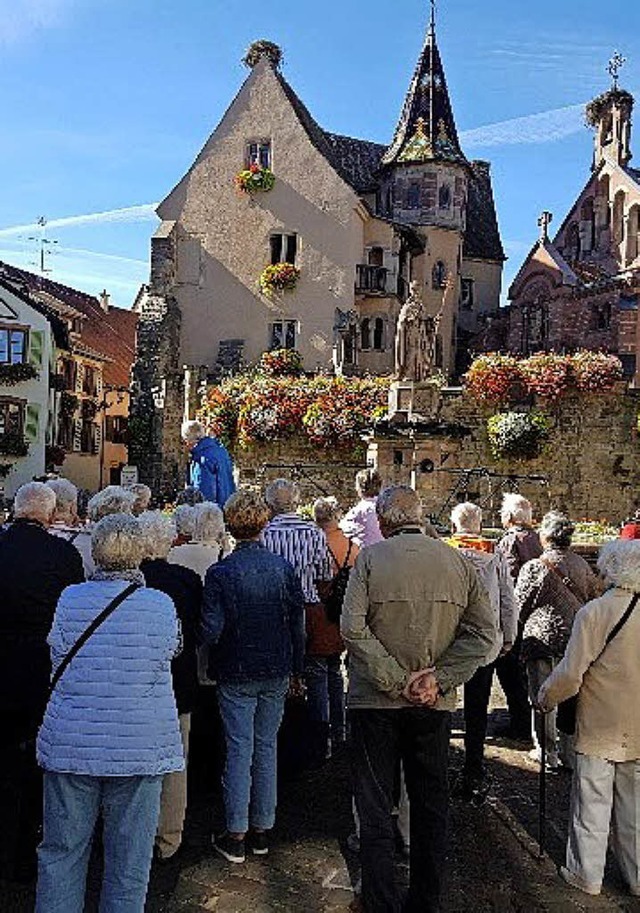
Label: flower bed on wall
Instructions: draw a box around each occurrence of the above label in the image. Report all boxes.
[0,363,38,385]
[465,351,623,404]
[199,353,389,449]
[487,410,550,461]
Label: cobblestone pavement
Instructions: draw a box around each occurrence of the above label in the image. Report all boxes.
[2,693,640,912]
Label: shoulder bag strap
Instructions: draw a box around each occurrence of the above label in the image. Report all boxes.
[49,582,141,695]
[602,591,639,651]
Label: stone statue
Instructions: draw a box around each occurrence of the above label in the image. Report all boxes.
[394,280,438,382]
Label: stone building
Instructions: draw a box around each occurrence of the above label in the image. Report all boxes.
[132,14,504,495]
[503,78,640,378]
[0,262,137,494]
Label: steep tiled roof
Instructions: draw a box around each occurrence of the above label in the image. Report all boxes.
[322,133,386,194]
[463,162,505,262]
[0,260,137,387]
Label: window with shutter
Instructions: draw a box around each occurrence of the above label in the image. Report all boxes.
[24,403,41,443]
[28,330,44,369]
[270,233,297,265]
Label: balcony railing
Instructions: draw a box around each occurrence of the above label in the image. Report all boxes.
[355,264,388,295]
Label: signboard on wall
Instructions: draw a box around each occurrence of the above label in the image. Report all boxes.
[120,465,139,486]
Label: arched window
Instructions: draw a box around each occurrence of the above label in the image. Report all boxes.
[581,198,596,251]
[626,205,640,263]
[373,317,384,351]
[438,184,451,209]
[360,318,371,351]
[432,261,447,289]
[613,190,626,246]
[566,223,581,261]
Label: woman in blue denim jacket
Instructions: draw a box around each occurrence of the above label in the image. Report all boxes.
[202,488,305,863]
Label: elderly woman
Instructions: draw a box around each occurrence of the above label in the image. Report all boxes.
[182,420,236,508]
[448,502,517,802]
[35,514,184,913]
[168,501,228,580]
[202,489,305,864]
[68,485,137,577]
[138,511,203,861]
[340,468,384,548]
[516,511,602,769]
[538,540,640,898]
[172,503,196,546]
[126,482,152,516]
[307,497,360,761]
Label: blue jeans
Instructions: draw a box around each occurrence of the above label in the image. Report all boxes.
[305,654,345,741]
[217,677,288,833]
[36,771,163,913]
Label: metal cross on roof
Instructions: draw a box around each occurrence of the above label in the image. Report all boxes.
[538,210,553,243]
[608,51,626,90]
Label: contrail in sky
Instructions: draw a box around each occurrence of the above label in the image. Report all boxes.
[460,103,586,149]
[0,203,159,237]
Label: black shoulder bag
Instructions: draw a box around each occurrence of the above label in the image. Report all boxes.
[557,591,639,735]
[324,540,354,625]
[48,582,141,695]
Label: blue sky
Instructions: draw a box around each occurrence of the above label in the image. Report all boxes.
[0,0,638,308]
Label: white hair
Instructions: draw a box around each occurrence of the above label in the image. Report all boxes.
[174,504,195,539]
[87,486,136,523]
[313,496,341,526]
[137,511,176,560]
[264,478,299,514]
[597,540,640,591]
[501,493,533,527]
[451,502,483,534]
[376,486,423,530]
[192,501,225,545]
[125,483,152,515]
[13,482,56,524]
[46,478,78,520]
[539,511,575,549]
[91,514,144,571]
[181,419,206,443]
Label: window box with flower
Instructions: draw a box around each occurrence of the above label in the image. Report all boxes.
[234,163,276,194]
[259,262,300,296]
[0,362,38,386]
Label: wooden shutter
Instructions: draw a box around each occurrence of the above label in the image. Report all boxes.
[24,403,41,443]
[28,330,44,369]
[73,417,83,452]
[286,234,297,265]
[75,362,84,394]
[92,422,102,455]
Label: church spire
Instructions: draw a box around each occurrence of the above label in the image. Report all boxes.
[382,4,467,167]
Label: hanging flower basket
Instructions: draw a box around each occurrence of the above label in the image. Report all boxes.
[259,262,300,296]
[235,164,276,194]
[0,362,38,385]
[45,444,66,469]
[60,392,79,417]
[487,410,549,461]
[0,432,29,457]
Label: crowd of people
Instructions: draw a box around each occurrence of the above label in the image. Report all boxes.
[0,423,639,912]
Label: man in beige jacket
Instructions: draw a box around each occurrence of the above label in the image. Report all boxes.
[341,486,496,913]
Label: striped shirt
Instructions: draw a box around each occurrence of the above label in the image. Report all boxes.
[262,513,332,604]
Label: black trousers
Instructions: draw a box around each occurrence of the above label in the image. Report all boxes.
[350,707,450,913]
[494,636,531,735]
[463,662,495,779]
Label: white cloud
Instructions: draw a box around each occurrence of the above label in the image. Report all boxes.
[460,103,586,149]
[0,204,159,237]
[0,0,75,44]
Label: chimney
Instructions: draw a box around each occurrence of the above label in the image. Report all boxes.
[99,289,110,312]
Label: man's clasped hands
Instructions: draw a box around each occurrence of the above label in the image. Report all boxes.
[402,667,440,707]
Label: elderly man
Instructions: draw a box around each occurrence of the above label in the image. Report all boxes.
[182,420,236,508]
[0,482,84,881]
[342,486,496,913]
[494,493,542,743]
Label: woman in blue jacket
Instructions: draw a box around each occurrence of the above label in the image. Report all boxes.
[202,488,305,863]
[182,420,236,508]
[35,513,184,913]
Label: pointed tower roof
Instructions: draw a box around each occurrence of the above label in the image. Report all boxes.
[382,5,467,167]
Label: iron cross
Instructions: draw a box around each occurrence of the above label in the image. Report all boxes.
[538,210,553,243]
[608,51,626,90]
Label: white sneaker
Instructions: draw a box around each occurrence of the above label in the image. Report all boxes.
[560,866,601,896]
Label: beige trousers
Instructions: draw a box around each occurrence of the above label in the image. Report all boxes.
[155,713,191,860]
[567,752,640,894]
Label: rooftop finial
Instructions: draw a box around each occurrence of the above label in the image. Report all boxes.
[608,51,626,90]
[538,210,553,243]
[429,0,436,35]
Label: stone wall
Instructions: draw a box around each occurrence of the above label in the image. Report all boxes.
[369,387,640,527]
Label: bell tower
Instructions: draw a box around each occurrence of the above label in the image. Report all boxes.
[588,53,634,169]
[380,0,470,378]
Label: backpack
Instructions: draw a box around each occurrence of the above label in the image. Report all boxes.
[324,540,354,624]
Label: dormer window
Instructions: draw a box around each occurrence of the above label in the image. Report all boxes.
[246,141,272,170]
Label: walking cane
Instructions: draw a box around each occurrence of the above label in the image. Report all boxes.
[537,709,546,859]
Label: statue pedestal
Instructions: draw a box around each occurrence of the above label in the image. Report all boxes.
[387,380,441,423]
